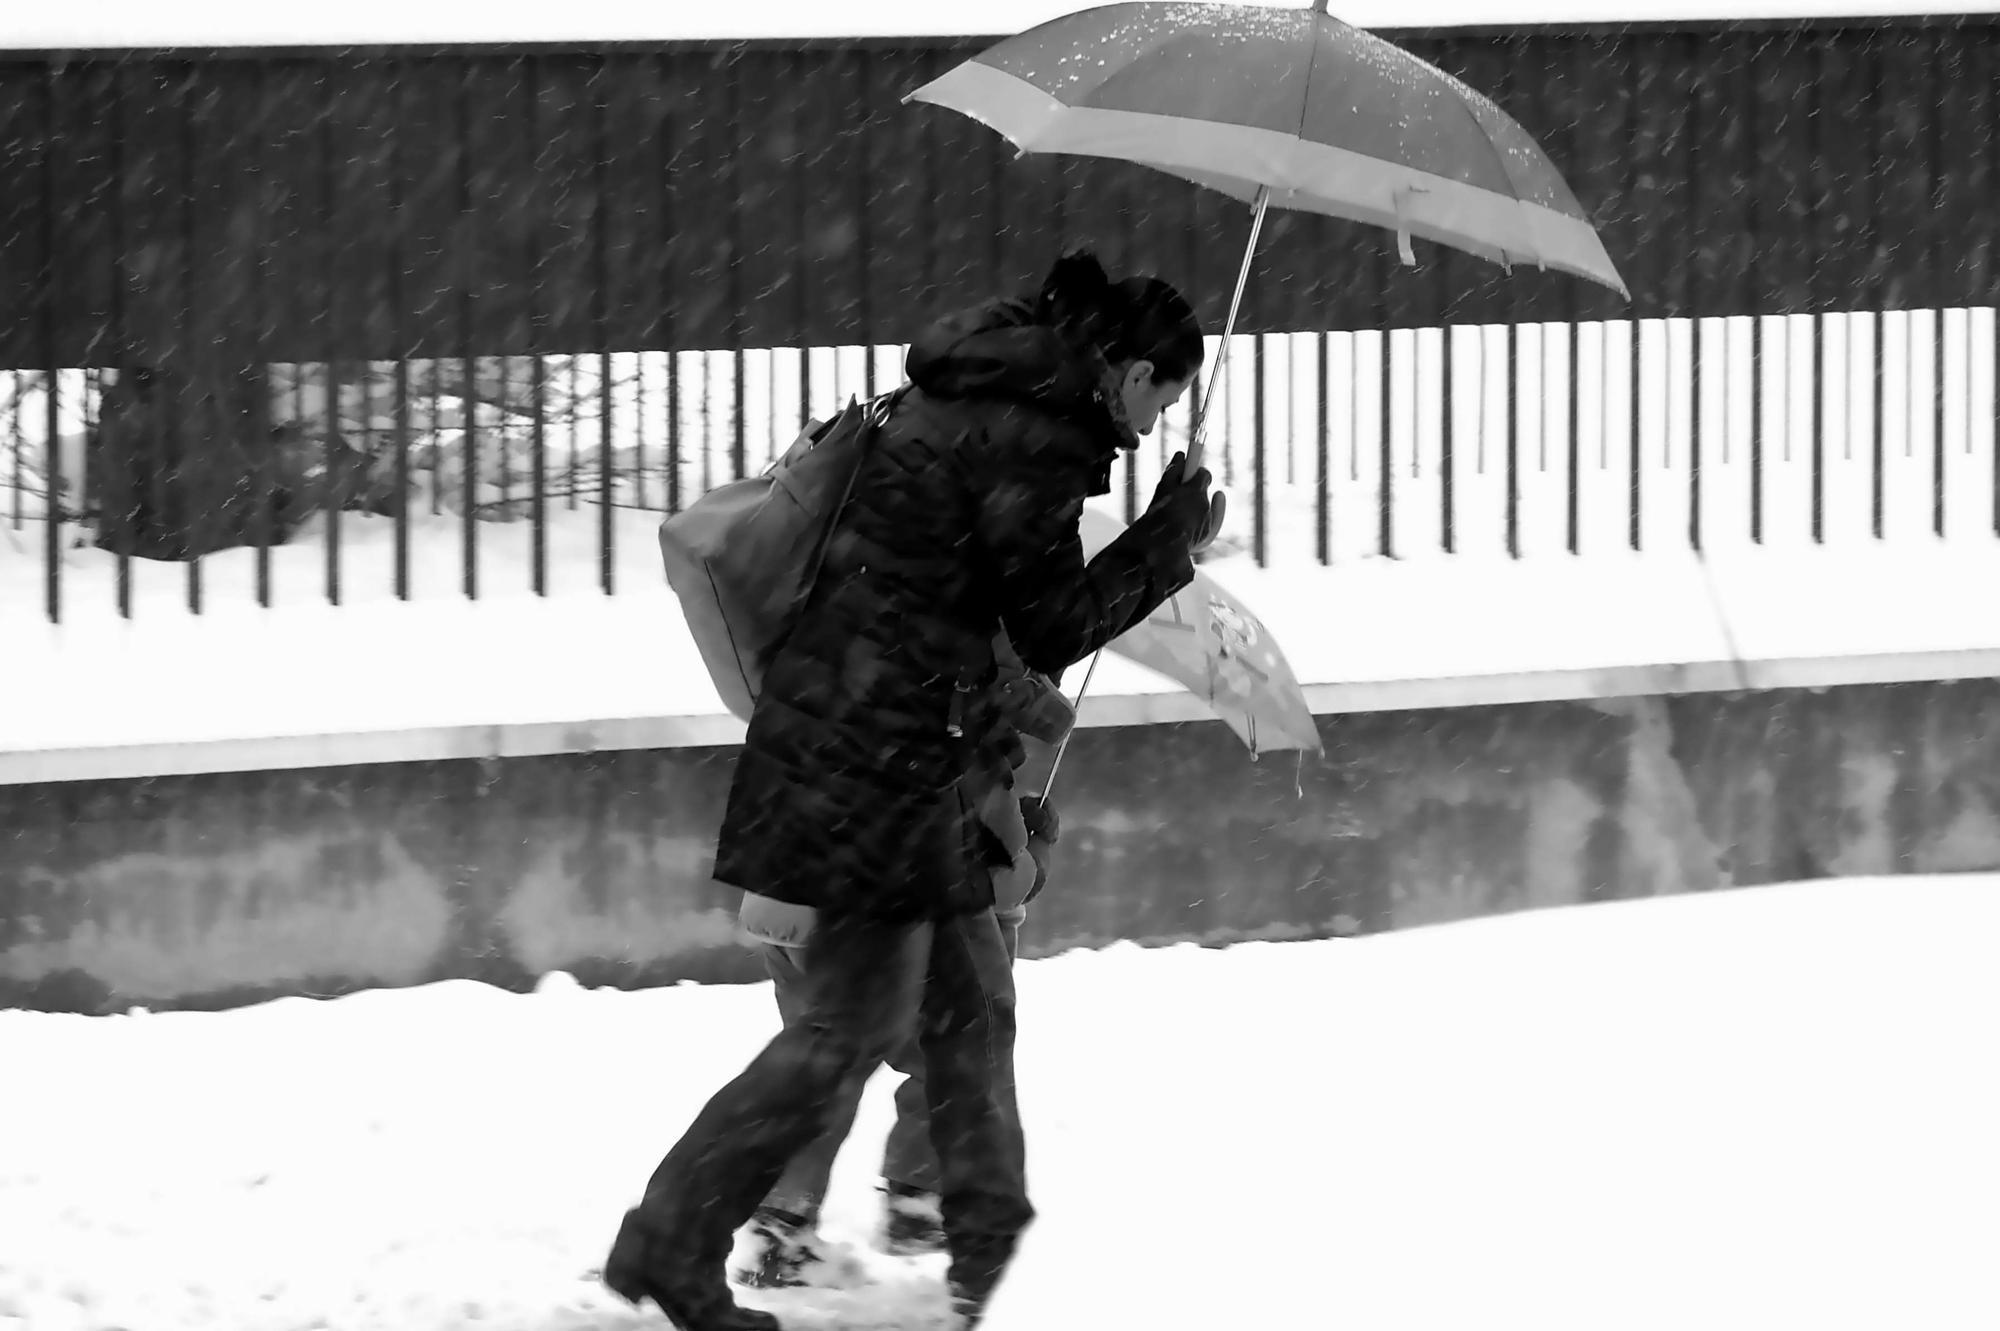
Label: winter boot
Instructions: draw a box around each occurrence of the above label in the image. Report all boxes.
[603,1206,781,1331]
[728,1206,870,1290]
[876,1180,948,1257]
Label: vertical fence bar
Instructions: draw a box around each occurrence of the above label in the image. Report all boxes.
[249,66,274,609]
[700,353,713,493]
[458,66,478,599]
[1628,316,1642,551]
[8,371,21,531]
[601,351,614,593]
[532,355,548,596]
[1690,319,1703,553]
[429,359,443,516]
[1440,321,1454,554]
[43,367,59,625]
[1929,35,1948,540]
[1681,25,1703,566]
[1872,308,1885,538]
[1252,332,1266,566]
[1286,333,1297,487]
[595,64,613,594]
[460,345,478,600]
[251,360,281,604]
[496,356,512,516]
[1805,36,1828,548]
[1316,328,1330,563]
[635,354,648,511]
[101,72,132,615]
[390,69,412,602]
[1904,307,1919,470]
[1934,306,1947,538]
[86,370,101,512]
[1379,318,1393,559]
[1750,315,1764,543]
[566,355,579,511]
[1866,34,1887,543]
[667,350,681,513]
[732,347,746,481]
[325,356,342,606]
[180,78,204,617]
[321,99,342,607]
[768,350,780,470]
[41,69,61,623]
[526,62,547,594]
[393,361,410,599]
[135,89,169,613]
[1567,319,1581,554]
[1506,319,1520,559]
[858,45,884,406]
[1811,313,1825,543]
[798,345,812,437]
[358,369,380,516]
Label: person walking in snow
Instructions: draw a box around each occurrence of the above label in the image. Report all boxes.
[603,249,1221,1331]
[728,636,1074,1290]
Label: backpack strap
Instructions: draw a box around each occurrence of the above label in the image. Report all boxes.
[794,383,913,615]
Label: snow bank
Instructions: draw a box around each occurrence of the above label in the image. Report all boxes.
[10,495,2000,780]
[0,872,1994,1331]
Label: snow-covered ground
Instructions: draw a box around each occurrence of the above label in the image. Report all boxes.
[1,872,1995,1331]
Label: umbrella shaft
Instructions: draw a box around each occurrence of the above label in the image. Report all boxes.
[1189,185,1271,475]
[1038,648,1103,804]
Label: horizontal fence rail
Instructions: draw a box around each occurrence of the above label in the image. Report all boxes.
[6,25,1999,362]
[6,307,1999,621]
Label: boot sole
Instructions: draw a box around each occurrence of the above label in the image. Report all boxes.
[605,1272,780,1331]
[604,1215,780,1331]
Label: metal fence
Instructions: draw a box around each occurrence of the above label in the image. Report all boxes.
[5,19,2000,621]
[6,301,1996,621]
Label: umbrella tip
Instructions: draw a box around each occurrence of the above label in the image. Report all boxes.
[1311,0,1331,12]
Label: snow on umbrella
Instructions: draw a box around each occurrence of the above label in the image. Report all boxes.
[907,0,1628,467]
[1081,507,1323,758]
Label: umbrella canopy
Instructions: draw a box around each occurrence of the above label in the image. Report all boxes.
[1086,507,1323,757]
[907,1,1626,296]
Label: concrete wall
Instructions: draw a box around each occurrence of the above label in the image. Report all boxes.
[5,677,1998,1014]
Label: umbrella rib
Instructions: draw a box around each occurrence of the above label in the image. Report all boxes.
[1416,83,1536,269]
[1298,8,1327,143]
[1446,80,1535,248]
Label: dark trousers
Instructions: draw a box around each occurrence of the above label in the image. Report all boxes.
[759,910,1023,1219]
[633,909,1032,1307]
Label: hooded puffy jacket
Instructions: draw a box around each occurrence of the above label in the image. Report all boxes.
[712,297,1190,921]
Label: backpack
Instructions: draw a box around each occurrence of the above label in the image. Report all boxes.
[659,388,906,722]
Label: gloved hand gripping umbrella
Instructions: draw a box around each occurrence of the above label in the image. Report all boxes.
[907,0,1629,472]
[907,0,1628,789]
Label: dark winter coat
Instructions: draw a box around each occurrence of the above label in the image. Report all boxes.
[711,297,1195,921]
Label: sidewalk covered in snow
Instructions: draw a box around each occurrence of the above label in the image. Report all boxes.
[1,872,1993,1331]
